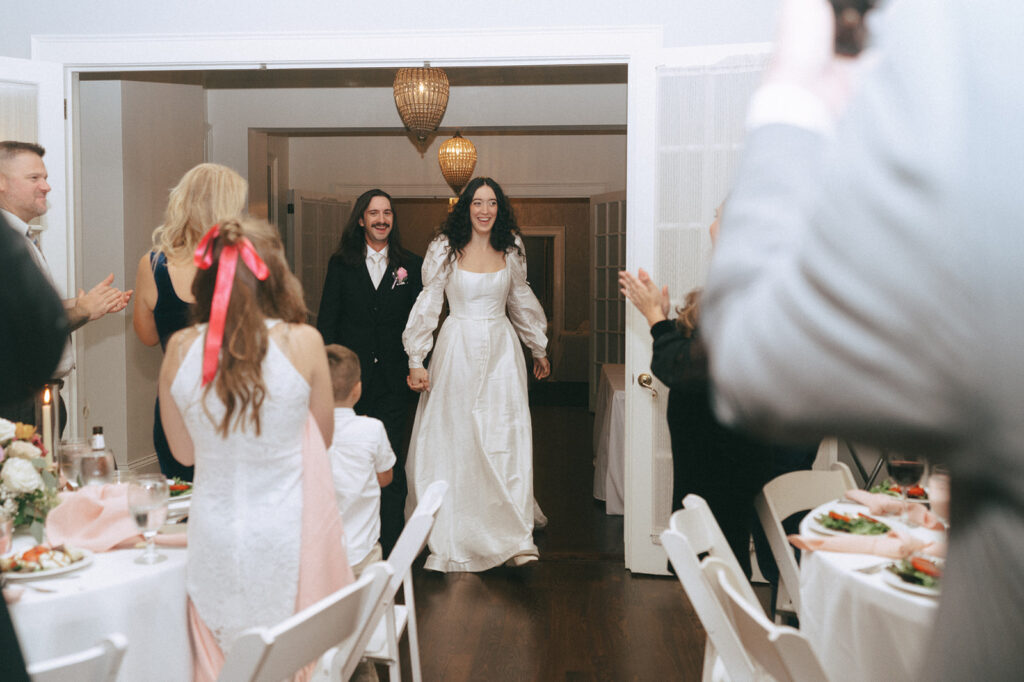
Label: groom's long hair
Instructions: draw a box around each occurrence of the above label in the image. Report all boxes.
[334,188,411,269]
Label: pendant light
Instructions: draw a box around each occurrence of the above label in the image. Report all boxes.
[393,65,449,142]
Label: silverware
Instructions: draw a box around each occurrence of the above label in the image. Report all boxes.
[856,562,891,575]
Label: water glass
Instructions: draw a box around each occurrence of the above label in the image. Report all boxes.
[127,474,170,565]
[79,449,116,486]
[58,438,90,489]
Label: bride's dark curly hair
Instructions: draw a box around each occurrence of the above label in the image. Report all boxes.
[441,177,522,263]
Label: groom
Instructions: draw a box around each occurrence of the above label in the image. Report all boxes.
[317,189,423,557]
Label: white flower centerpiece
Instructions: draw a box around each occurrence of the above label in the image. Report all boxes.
[0,417,59,543]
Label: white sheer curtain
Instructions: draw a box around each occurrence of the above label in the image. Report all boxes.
[0,82,39,142]
[650,54,768,530]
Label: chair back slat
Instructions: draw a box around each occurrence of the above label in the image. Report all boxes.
[708,558,829,682]
[28,633,127,682]
[662,494,758,682]
[219,562,392,682]
[755,462,855,616]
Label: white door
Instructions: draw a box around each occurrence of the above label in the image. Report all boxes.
[623,45,770,574]
[0,57,67,294]
[289,190,352,324]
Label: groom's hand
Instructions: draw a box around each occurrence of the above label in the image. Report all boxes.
[407,368,430,392]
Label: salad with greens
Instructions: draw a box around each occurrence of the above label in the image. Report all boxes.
[870,479,927,499]
[815,510,891,535]
[168,477,192,497]
[887,557,942,589]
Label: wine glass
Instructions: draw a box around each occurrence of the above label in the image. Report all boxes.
[886,452,928,525]
[127,474,170,565]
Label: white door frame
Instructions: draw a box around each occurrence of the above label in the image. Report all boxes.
[31,28,761,574]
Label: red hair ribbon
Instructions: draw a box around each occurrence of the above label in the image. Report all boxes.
[193,224,270,385]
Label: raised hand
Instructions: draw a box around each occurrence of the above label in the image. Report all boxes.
[619,268,670,327]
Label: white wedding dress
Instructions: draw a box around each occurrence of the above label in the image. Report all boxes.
[171,320,309,648]
[403,236,548,572]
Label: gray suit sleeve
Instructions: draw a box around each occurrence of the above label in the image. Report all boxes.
[703,118,971,452]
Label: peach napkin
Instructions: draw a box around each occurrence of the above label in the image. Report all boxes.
[45,484,187,553]
[789,530,934,559]
[844,489,946,530]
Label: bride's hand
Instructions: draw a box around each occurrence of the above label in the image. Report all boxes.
[533,357,550,380]
[407,368,430,392]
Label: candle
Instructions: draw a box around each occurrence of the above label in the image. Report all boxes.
[41,387,54,465]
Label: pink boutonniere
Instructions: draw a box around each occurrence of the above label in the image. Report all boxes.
[391,267,409,289]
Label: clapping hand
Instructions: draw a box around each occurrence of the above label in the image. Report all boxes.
[619,268,670,328]
[70,273,134,329]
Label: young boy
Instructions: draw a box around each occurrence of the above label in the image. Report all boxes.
[325,344,395,575]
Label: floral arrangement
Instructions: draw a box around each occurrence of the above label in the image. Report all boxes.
[392,266,409,289]
[0,417,59,542]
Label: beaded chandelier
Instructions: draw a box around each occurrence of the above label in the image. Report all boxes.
[393,65,450,142]
[437,132,478,196]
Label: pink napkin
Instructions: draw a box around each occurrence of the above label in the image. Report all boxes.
[789,530,934,559]
[45,484,187,553]
[844,489,946,530]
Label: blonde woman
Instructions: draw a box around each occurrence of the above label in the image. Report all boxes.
[133,163,247,480]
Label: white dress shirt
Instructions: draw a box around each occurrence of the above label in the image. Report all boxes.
[365,245,389,289]
[327,407,396,565]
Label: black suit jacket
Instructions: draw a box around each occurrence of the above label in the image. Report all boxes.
[316,248,424,398]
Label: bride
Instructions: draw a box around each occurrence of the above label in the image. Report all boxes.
[403,177,550,572]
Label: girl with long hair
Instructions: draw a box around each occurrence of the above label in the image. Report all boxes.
[403,177,550,572]
[158,217,352,679]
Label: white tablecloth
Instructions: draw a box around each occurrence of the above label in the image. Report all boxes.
[593,363,626,515]
[9,546,190,681]
[798,503,944,682]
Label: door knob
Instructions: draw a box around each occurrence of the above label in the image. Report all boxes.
[637,373,658,398]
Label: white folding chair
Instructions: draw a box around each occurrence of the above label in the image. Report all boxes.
[706,558,829,682]
[359,479,448,682]
[219,561,393,682]
[27,633,127,682]
[754,462,855,619]
[661,494,761,682]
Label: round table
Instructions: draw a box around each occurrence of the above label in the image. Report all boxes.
[798,501,944,682]
[8,545,190,681]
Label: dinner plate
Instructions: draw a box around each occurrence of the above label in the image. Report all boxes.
[808,505,890,537]
[2,549,94,582]
[881,568,940,597]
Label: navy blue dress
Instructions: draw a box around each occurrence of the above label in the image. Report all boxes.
[150,251,194,481]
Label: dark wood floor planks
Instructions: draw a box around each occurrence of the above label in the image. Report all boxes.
[395,392,707,681]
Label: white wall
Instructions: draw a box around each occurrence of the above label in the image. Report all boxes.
[78,79,206,469]
[2,1,780,59]
[206,84,627,185]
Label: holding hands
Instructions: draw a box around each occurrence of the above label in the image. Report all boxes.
[619,268,670,328]
[407,367,430,393]
[533,357,550,380]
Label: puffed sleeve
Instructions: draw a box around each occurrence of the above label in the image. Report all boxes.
[506,236,548,358]
[402,236,452,368]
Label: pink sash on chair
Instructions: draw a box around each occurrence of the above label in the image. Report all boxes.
[190,415,355,681]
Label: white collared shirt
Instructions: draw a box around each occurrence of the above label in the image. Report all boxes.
[365,245,389,289]
[328,407,396,564]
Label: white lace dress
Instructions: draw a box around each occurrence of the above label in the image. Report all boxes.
[403,236,548,572]
[171,320,310,648]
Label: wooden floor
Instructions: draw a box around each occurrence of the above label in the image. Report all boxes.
[393,389,707,681]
